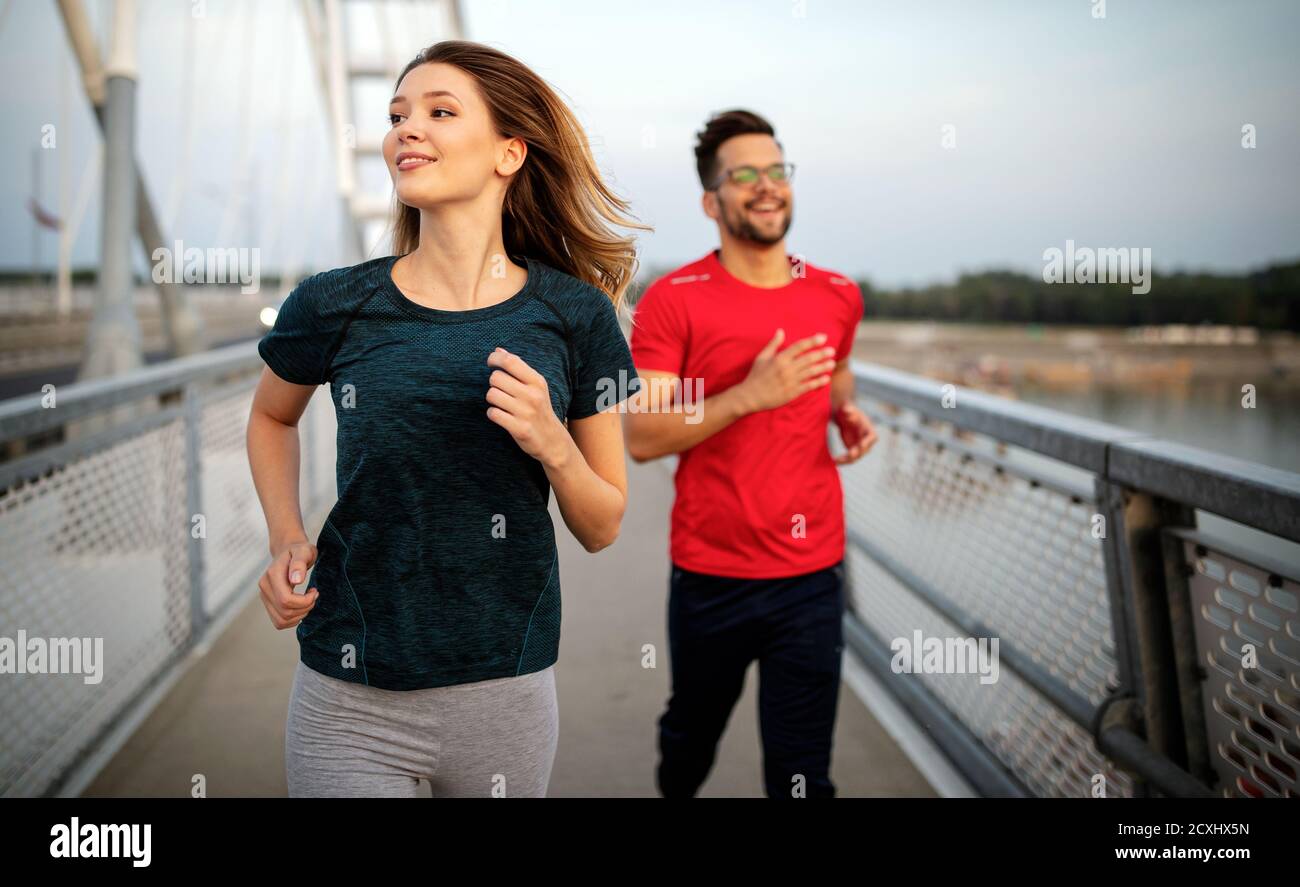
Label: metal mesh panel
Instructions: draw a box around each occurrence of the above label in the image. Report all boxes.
[1184,539,1300,798]
[199,382,272,616]
[0,358,339,796]
[846,547,1135,797]
[198,380,338,617]
[842,401,1133,797]
[0,415,191,797]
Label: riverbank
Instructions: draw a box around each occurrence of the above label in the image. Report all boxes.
[850,321,1300,395]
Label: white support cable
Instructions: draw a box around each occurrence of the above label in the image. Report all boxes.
[359,0,400,258]
[56,0,107,106]
[163,4,197,236]
[56,32,73,315]
[103,0,138,80]
[323,0,356,198]
[280,110,325,300]
[437,0,455,45]
[61,146,102,315]
[297,0,465,264]
[276,6,319,288]
[377,0,398,80]
[296,0,359,263]
[199,0,241,237]
[448,0,464,39]
[217,0,256,249]
[266,0,295,268]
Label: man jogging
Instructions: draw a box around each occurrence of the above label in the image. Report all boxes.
[626,109,876,798]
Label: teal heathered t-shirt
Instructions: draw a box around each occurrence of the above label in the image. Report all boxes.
[257,253,639,690]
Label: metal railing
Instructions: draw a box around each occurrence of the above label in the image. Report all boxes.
[2,344,1296,799]
[843,360,1300,798]
[0,340,336,797]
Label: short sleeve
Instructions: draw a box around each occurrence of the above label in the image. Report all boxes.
[568,292,640,420]
[835,281,865,363]
[629,280,688,375]
[258,274,330,386]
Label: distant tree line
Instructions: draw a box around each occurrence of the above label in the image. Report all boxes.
[854,261,1300,331]
[11,258,1300,331]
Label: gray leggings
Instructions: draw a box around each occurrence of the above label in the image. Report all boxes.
[285,659,558,797]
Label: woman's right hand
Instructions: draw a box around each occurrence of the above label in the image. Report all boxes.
[259,540,320,630]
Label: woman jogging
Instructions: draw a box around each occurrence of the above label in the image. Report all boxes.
[246,40,645,797]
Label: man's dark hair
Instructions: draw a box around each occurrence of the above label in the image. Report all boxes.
[694,109,782,190]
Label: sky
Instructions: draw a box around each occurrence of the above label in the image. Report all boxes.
[1,0,1298,288]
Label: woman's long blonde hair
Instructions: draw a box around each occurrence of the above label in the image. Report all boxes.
[390,41,649,309]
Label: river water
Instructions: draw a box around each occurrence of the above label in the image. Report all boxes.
[1019,382,1300,474]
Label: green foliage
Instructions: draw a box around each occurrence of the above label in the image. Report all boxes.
[856,261,1300,330]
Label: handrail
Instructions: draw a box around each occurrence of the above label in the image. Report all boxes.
[845,357,1299,799]
[849,359,1300,542]
[0,339,264,442]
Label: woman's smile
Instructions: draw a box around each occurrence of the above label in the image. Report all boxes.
[395,151,437,171]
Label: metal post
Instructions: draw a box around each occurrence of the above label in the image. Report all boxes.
[1160,529,1214,786]
[78,0,143,385]
[55,0,207,358]
[1096,478,1196,790]
[183,383,208,640]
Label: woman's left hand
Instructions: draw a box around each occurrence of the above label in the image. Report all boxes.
[485,347,570,467]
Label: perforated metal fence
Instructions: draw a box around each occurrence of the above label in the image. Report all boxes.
[2,348,1296,799]
[0,341,335,797]
[843,361,1300,798]
[1175,531,1300,798]
[841,416,1135,797]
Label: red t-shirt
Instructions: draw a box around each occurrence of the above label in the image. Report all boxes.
[630,249,865,579]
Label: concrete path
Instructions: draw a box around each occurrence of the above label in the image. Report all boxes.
[84,457,934,797]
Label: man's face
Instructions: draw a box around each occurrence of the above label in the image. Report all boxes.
[706,133,793,245]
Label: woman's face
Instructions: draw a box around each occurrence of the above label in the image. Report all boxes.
[384,62,520,210]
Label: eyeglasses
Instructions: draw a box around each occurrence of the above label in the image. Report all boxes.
[708,162,795,190]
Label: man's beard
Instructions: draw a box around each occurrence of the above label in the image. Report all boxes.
[721,198,792,245]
